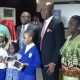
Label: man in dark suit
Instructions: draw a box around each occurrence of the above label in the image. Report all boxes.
[40,2,65,80]
[16,11,40,49]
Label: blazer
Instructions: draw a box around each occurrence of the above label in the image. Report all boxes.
[16,23,41,50]
[40,17,65,69]
[19,44,41,75]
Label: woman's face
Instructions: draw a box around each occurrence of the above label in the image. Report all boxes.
[68,18,79,35]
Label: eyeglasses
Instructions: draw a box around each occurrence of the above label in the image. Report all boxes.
[21,16,30,18]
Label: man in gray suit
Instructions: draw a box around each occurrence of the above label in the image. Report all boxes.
[16,11,39,49]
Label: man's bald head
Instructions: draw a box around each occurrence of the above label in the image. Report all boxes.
[41,2,54,19]
[45,2,54,11]
[20,11,31,25]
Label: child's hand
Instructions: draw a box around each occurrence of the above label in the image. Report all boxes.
[23,63,29,66]
[19,63,29,70]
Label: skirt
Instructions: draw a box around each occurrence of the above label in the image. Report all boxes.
[63,76,79,80]
[19,71,36,80]
[5,68,19,80]
[0,69,6,80]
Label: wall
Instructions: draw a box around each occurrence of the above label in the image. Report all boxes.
[54,4,80,28]
[36,0,80,11]
[0,0,36,26]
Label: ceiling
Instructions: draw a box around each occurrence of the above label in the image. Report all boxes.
[54,0,80,2]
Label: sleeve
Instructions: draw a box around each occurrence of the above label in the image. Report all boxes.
[29,47,41,68]
[52,22,65,65]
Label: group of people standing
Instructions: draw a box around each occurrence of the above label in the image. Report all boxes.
[0,1,80,80]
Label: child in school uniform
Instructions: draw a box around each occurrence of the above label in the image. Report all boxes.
[5,41,21,80]
[0,32,8,80]
[18,30,41,80]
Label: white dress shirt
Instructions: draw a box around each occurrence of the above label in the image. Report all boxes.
[19,23,29,49]
[21,23,29,32]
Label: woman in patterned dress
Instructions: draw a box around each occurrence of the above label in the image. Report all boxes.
[60,15,80,80]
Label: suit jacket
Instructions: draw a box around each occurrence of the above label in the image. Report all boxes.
[40,17,65,69]
[16,23,41,49]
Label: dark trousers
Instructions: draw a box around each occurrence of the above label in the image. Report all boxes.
[42,67,59,80]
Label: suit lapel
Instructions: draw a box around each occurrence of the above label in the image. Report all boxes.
[42,18,54,39]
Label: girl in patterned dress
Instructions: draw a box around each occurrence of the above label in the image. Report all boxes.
[5,41,21,80]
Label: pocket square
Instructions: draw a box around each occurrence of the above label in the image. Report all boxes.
[46,28,52,32]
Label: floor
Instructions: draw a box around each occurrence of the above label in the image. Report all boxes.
[36,68,43,80]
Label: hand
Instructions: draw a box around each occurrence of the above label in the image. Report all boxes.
[4,39,12,50]
[45,63,56,76]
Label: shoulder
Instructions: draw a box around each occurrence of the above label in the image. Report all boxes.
[53,19,64,29]
[17,25,22,30]
[17,25,22,28]
[29,23,39,30]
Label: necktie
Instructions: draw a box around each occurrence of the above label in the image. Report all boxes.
[19,26,25,49]
[41,21,46,40]
[40,21,46,50]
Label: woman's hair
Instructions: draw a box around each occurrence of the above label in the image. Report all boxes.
[11,41,19,53]
[70,15,80,24]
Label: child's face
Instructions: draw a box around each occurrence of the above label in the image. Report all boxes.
[8,44,15,54]
[23,33,32,45]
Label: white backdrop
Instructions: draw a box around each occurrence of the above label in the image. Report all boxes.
[54,4,80,28]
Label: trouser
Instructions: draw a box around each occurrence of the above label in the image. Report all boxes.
[63,76,79,80]
[42,67,59,80]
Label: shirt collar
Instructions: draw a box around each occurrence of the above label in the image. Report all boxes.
[45,16,53,23]
[25,42,35,53]
[22,23,29,30]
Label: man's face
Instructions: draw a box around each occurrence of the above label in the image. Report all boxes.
[20,12,31,25]
[41,4,53,20]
